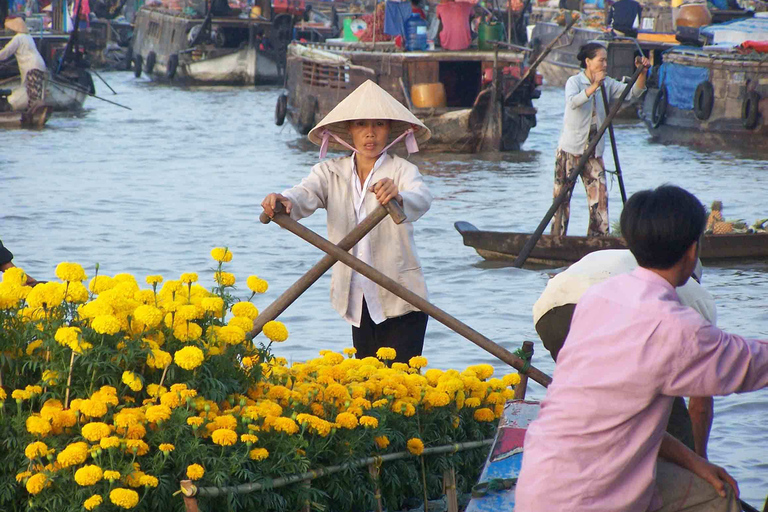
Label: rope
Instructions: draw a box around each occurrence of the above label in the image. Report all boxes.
[513,347,531,373]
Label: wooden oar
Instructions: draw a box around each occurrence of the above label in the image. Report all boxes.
[262,205,553,388]
[248,201,406,339]
[512,64,645,268]
[600,84,627,204]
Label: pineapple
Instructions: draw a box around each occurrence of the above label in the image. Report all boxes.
[706,201,724,232]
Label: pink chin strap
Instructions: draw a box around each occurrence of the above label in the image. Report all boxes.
[318,127,419,159]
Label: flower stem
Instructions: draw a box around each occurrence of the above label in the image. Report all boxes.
[64,350,77,409]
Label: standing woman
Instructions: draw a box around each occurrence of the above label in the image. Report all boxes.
[0,17,47,111]
[551,42,649,237]
[261,80,433,363]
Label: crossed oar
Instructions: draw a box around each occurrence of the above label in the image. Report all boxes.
[248,200,552,389]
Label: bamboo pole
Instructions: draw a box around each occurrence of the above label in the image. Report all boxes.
[443,468,458,512]
[368,462,384,512]
[249,201,405,339]
[511,64,645,268]
[513,341,533,400]
[264,206,552,388]
[186,439,493,498]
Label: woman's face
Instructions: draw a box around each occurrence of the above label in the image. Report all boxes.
[348,119,391,159]
[585,48,608,75]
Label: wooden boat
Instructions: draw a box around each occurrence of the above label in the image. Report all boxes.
[640,20,768,148]
[280,42,541,152]
[0,70,90,112]
[0,89,51,128]
[81,18,135,70]
[455,221,768,266]
[130,3,290,85]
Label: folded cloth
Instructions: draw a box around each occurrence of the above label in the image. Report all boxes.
[384,0,412,38]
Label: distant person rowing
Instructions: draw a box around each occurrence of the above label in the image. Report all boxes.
[0,17,47,111]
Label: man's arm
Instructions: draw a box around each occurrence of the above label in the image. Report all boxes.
[659,432,738,499]
[688,396,714,459]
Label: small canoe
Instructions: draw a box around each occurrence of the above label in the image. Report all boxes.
[455,221,768,267]
[0,105,52,129]
[0,71,89,112]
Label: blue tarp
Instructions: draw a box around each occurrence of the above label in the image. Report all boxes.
[701,16,768,45]
[659,62,710,110]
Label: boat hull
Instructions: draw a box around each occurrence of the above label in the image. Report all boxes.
[0,105,52,129]
[454,222,768,266]
[0,72,88,112]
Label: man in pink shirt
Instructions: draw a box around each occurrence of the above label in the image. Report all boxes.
[516,185,768,512]
[436,0,474,50]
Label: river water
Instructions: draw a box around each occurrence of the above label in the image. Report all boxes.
[2,71,767,505]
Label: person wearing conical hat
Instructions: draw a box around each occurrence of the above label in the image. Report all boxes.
[262,80,433,363]
[0,16,47,110]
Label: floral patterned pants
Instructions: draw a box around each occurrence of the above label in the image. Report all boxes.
[25,69,45,109]
[551,148,609,237]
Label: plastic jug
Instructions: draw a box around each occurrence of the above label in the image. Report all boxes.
[343,18,360,41]
[405,13,428,51]
[477,22,502,50]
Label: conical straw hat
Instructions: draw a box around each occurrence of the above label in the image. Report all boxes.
[6,17,29,33]
[308,79,431,151]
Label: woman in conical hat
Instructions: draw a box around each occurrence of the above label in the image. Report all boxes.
[262,80,433,363]
[0,16,47,110]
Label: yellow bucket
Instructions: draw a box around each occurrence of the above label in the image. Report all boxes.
[410,83,447,109]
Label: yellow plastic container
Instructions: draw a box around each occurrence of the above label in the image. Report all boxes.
[410,83,447,109]
[250,5,262,18]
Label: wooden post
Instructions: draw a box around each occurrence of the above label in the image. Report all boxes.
[301,480,311,512]
[368,462,384,512]
[180,480,200,512]
[513,341,534,400]
[443,468,458,512]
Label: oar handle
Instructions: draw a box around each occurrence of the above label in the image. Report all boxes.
[260,198,406,225]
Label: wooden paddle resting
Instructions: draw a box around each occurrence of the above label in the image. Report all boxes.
[263,209,552,388]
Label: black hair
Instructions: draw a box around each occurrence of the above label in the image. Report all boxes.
[577,43,607,68]
[620,185,707,270]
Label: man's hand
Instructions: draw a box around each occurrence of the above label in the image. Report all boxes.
[690,457,739,499]
[261,193,292,218]
[370,178,401,205]
[635,56,651,69]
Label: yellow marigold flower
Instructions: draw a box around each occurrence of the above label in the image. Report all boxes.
[469,364,494,381]
[125,440,149,456]
[25,473,48,495]
[158,443,175,453]
[3,266,27,286]
[374,435,390,449]
[174,346,205,370]
[240,434,258,445]
[26,282,66,309]
[187,416,204,428]
[138,474,158,488]
[89,275,115,294]
[109,488,139,509]
[408,356,428,369]
[392,401,416,417]
[65,281,89,303]
[214,271,236,286]
[80,399,109,418]
[424,391,451,408]
[133,305,163,328]
[473,408,496,422]
[246,275,268,294]
[211,428,238,446]
[57,442,89,467]
[100,436,121,450]
[54,326,81,348]
[24,441,49,459]
[407,438,424,456]
[271,417,299,435]
[92,315,121,335]
[145,405,172,423]
[219,325,246,344]
[262,321,288,342]
[241,356,255,369]
[231,301,258,319]
[343,347,357,358]
[121,423,146,440]
[372,398,388,408]
[147,349,172,370]
[210,247,233,262]
[249,448,269,461]
[84,495,103,510]
[103,470,121,481]
[13,389,31,401]
[502,373,521,387]
[122,371,143,392]
[145,275,163,286]
[26,416,52,437]
[376,347,397,361]
[173,322,203,342]
[41,369,60,386]
[200,296,224,314]
[0,388,6,402]
[146,384,167,398]
[75,465,104,486]
[335,412,359,429]
[176,304,203,321]
[55,262,87,282]
[211,414,238,431]
[186,464,205,480]
[16,471,32,483]
[465,397,482,408]
[357,416,377,428]
[456,390,466,409]
[179,273,198,284]
[82,422,112,442]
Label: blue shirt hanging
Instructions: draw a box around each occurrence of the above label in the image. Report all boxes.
[384,1,413,38]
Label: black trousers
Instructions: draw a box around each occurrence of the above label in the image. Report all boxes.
[352,299,428,363]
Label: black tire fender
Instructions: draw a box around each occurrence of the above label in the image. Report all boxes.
[133,54,143,78]
[167,54,179,80]
[693,80,714,121]
[145,51,156,74]
[651,87,667,129]
[742,91,760,130]
[275,92,288,126]
[124,45,133,71]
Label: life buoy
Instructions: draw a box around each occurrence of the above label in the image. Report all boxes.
[742,91,760,130]
[297,95,317,134]
[693,81,714,121]
[275,92,288,126]
[651,87,667,128]
[167,54,179,80]
[145,51,156,74]
[133,54,143,78]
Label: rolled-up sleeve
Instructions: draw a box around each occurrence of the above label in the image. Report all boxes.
[281,164,329,221]
[608,75,646,103]
[0,35,20,62]
[397,164,432,223]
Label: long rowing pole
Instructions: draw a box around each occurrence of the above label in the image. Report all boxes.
[600,83,627,204]
[260,203,553,388]
[46,77,132,110]
[511,64,645,268]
